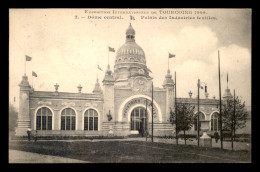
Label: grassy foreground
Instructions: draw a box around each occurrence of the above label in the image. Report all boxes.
[9,140,251,163]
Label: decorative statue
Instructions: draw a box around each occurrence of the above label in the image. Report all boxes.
[107,110,112,121]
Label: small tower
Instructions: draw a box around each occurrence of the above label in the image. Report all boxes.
[205,85,209,99]
[102,65,115,122]
[223,88,233,101]
[223,73,233,101]
[15,75,32,136]
[163,69,175,122]
[93,78,102,94]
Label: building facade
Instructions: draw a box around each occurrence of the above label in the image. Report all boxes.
[15,24,240,137]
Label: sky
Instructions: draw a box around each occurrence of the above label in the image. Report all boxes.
[9,8,251,110]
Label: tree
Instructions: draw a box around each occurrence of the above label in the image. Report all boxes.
[9,103,18,134]
[222,96,248,141]
[170,103,195,144]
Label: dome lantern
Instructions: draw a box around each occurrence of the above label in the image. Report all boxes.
[126,23,135,42]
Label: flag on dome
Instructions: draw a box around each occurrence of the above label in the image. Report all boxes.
[147,68,152,73]
[97,65,103,71]
[32,71,37,77]
[169,53,175,58]
[25,55,32,61]
[108,46,115,52]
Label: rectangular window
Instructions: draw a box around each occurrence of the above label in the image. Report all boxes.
[214,119,218,131]
[61,116,65,130]
[135,109,139,117]
[42,107,46,115]
[47,116,52,130]
[144,118,147,130]
[136,120,140,130]
[71,116,75,130]
[42,116,46,130]
[89,117,93,130]
[211,119,213,131]
[131,111,134,130]
[66,116,71,130]
[36,116,41,130]
[140,109,143,118]
[94,117,98,131]
[84,117,88,130]
[131,117,134,130]
[218,119,221,131]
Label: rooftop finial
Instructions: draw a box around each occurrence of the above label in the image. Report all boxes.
[189,91,192,98]
[54,83,59,92]
[77,84,82,93]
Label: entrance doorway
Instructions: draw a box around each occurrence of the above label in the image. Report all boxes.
[130,107,148,135]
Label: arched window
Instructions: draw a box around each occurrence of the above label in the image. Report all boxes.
[61,108,76,130]
[36,107,52,130]
[194,112,205,131]
[211,112,220,131]
[84,109,98,131]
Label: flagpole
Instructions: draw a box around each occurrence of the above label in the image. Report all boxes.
[108,47,110,66]
[234,89,236,140]
[151,82,154,143]
[218,50,223,150]
[232,89,236,151]
[175,71,178,145]
[145,98,148,142]
[168,55,169,71]
[197,79,200,147]
[97,63,98,80]
[24,57,26,76]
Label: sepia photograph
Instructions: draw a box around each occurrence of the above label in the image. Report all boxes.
[9,8,251,163]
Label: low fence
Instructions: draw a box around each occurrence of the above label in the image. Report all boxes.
[155,133,250,143]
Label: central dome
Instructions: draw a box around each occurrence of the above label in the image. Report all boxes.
[113,23,151,88]
[115,23,146,65]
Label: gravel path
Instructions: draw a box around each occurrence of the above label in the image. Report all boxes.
[9,149,91,163]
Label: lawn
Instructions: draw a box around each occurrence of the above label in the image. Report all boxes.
[9,140,251,163]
